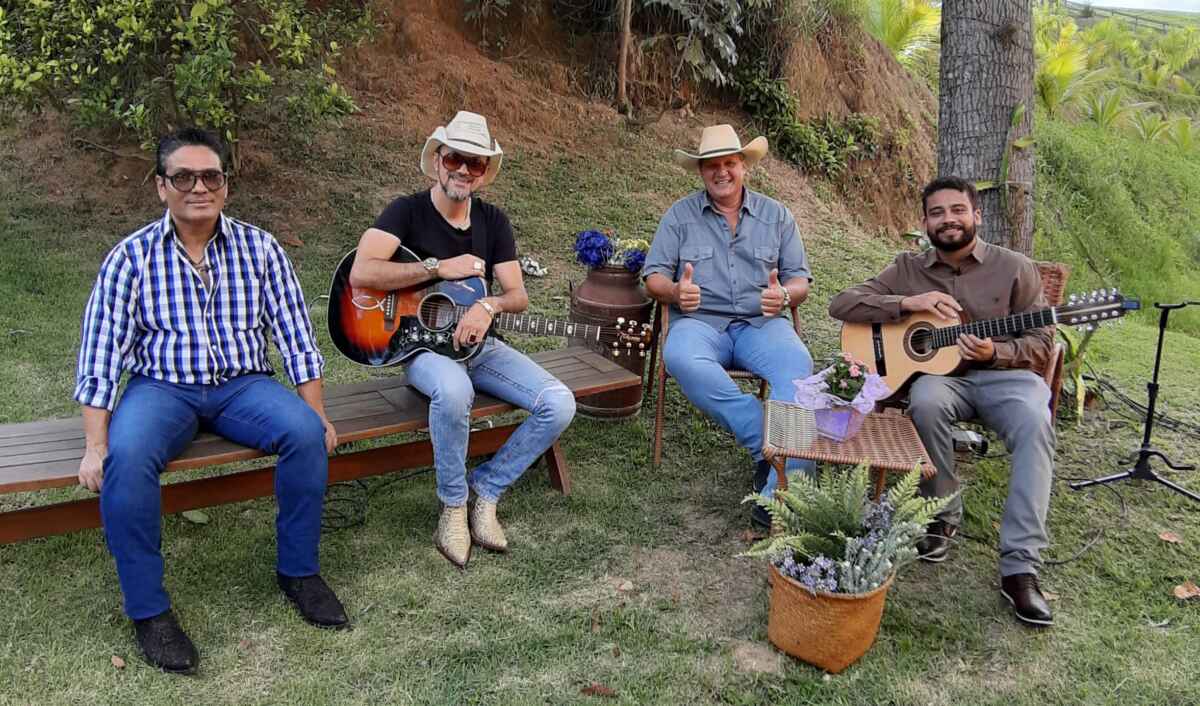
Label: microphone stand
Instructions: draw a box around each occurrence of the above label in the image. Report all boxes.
[1069,301,1200,502]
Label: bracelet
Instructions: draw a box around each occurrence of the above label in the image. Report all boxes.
[780,285,791,308]
[477,299,496,317]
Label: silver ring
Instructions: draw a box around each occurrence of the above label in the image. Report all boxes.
[473,261,483,271]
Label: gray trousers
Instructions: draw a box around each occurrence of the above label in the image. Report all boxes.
[908,369,1056,577]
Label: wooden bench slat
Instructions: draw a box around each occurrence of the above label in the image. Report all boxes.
[0,348,641,495]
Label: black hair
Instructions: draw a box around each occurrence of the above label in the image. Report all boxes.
[921,176,979,215]
[156,127,229,175]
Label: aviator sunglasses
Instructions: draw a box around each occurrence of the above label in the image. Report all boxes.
[440,150,488,178]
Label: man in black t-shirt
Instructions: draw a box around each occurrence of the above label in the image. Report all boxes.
[349,111,576,569]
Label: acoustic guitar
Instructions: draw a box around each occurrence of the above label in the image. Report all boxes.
[840,289,1139,397]
[327,246,652,367]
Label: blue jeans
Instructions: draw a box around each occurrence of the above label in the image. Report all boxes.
[663,317,814,494]
[101,374,329,620]
[405,339,576,506]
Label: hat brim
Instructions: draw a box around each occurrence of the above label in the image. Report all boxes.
[673,135,768,171]
[419,130,504,187]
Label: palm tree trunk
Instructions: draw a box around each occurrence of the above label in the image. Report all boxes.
[938,0,1035,255]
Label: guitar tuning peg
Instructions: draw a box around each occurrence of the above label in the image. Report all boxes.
[630,320,638,327]
[639,351,646,358]
[617,317,626,325]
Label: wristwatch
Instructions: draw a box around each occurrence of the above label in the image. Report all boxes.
[422,257,439,274]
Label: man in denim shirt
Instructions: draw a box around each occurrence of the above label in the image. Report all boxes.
[643,125,814,526]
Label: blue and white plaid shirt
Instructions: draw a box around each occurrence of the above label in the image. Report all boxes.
[75,211,325,411]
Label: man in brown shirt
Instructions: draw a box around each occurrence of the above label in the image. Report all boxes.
[829,176,1056,628]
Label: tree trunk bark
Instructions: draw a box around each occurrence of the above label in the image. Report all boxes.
[616,0,633,116]
[937,0,1035,255]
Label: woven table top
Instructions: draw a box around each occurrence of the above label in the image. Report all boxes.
[763,405,933,475]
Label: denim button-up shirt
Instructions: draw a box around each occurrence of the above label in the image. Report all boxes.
[642,187,811,332]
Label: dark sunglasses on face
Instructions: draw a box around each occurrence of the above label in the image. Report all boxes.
[162,170,227,192]
[440,151,488,178]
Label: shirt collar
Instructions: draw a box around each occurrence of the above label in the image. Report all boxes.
[701,186,757,217]
[921,236,988,269]
[158,210,229,246]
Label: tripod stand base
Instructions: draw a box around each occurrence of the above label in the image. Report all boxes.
[1069,466,1200,503]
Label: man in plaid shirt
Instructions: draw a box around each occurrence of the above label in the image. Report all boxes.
[75,128,347,674]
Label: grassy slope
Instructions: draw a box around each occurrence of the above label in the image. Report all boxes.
[1034,118,1200,336]
[2,117,1200,705]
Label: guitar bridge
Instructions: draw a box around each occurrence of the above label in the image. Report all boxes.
[871,323,887,377]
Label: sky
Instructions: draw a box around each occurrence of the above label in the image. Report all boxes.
[1090,0,1200,12]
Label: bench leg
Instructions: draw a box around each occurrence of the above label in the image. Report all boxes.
[542,441,571,495]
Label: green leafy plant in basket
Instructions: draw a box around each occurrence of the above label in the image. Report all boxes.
[740,464,950,593]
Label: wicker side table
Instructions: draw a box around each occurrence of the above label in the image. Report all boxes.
[762,401,935,499]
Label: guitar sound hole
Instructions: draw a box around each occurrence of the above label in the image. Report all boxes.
[904,323,938,362]
[418,294,457,332]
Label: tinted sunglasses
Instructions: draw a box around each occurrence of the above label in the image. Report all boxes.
[440,151,488,178]
[162,170,227,192]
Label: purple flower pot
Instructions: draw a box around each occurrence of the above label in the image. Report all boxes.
[814,406,866,442]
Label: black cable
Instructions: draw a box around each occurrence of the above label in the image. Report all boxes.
[320,466,436,532]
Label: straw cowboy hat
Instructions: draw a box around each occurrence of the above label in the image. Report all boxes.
[419,110,504,187]
[673,124,768,170]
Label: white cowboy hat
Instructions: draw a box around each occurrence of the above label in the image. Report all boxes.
[419,110,504,187]
[673,124,768,170]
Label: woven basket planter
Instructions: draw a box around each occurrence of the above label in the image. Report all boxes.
[766,563,894,673]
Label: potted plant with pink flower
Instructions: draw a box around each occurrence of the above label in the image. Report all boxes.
[793,353,891,442]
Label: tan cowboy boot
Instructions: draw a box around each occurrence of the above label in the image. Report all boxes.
[469,498,509,553]
[434,505,470,568]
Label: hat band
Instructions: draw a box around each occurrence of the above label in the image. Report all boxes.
[445,134,493,151]
[697,146,743,158]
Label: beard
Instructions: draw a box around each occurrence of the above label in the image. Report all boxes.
[929,220,977,252]
[438,172,473,202]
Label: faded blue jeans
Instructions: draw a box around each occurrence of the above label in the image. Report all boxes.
[101,374,329,620]
[663,316,815,495]
[405,338,576,507]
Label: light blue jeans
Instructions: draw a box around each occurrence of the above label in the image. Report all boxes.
[405,338,576,506]
[663,317,815,494]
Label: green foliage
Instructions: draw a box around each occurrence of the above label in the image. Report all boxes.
[0,0,370,166]
[1082,88,1152,130]
[642,0,772,86]
[1035,118,1200,336]
[740,466,949,594]
[861,0,939,69]
[735,62,878,178]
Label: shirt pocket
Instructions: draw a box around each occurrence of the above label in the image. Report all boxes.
[753,246,778,288]
[680,246,715,281]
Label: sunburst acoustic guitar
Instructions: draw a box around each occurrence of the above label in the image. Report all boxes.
[327,246,652,367]
[840,289,1140,398]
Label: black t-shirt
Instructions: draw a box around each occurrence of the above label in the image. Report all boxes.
[371,189,517,286]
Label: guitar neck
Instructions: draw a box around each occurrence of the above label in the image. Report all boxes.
[929,308,1057,349]
[455,304,605,342]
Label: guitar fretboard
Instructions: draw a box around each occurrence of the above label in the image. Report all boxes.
[928,308,1057,349]
[455,304,604,342]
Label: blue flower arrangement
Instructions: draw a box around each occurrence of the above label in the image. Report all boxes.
[574,229,650,274]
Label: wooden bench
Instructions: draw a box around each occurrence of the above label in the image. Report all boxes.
[0,348,639,544]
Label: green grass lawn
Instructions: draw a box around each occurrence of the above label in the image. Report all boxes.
[2,120,1199,705]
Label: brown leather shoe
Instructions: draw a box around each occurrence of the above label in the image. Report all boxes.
[435,504,471,569]
[916,520,958,563]
[1000,573,1054,627]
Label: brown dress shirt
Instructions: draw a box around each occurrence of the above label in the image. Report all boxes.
[828,239,1053,373]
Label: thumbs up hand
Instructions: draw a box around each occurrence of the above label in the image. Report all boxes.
[761,268,787,317]
[675,262,702,313]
